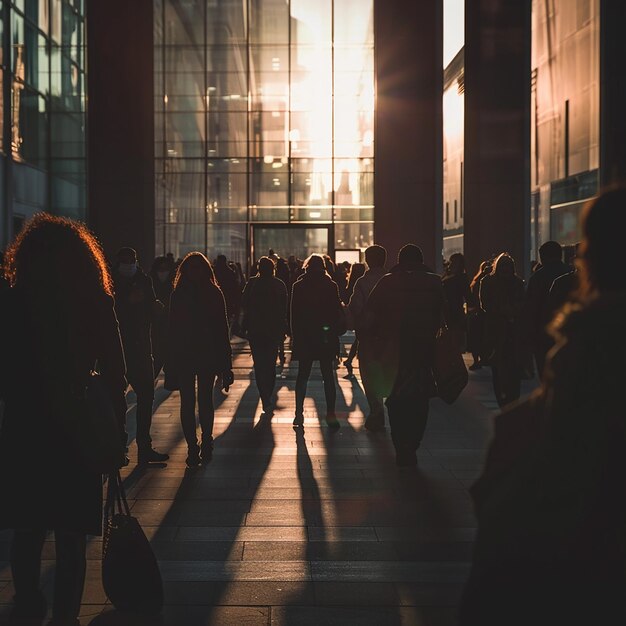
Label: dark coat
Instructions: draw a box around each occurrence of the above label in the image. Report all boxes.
[479,273,526,369]
[214,262,241,319]
[0,288,127,535]
[461,293,626,625]
[167,283,232,377]
[358,265,444,396]
[241,275,288,343]
[442,272,471,330]
[290,270,344,361]
[112,267,161,370]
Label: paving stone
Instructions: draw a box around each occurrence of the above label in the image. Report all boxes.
[313,582,399,606]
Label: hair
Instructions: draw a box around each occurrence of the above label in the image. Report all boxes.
[117,247,137,262]
[491,252,516,277]
[397,244,424,268]
[577,187,626,298]
[216,254,227,264]
[448,252,466,274]
[151,255,169,274]
[470,260,492,290]
[347,261,366,284]
[364,244,386,269]
[173,252,217,289]
[538,240,563,264]
[303,253,327,274]
[322,254,336,276]
[4,212,113,297]
[258,256,275,278]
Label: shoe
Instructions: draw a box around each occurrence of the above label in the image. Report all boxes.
[186,446,201,468]
[138,447,170,465]
[293,413,304,427]
[325,414,340,429]
[201,438,214,464]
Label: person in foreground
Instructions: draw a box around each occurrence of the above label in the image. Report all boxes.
[359,244,443,466]
[459,188,626,626]
[166,253,233,467]
[0,214,128,626]
[290,254,344,429]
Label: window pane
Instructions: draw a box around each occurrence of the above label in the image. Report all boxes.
[335,222,374,250]
[164,0,204,46]
[249,0,289,44]
[207,0,246,44]
[291,0,332,46]
[334,0,374,45]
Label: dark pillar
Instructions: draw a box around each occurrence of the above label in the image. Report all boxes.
[374,0,443,271]
[87,0,155,266]
[600,0,626,186]
[464,0,531,278]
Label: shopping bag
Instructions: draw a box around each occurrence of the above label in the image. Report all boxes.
[102,471,163,615]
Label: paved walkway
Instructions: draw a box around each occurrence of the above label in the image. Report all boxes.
[0,335,537,625]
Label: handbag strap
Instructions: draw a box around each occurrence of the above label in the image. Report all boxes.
[104,471,131,521]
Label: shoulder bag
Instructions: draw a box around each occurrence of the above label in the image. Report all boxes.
[432,325,468,404]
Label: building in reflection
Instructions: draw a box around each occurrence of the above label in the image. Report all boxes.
[154,0,374,266]
[0,0,87,245]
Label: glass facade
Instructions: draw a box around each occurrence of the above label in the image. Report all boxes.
[0,0,87,249]
[531,0,600,250]
[154,0,374,266]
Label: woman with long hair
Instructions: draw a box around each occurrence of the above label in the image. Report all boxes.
[460,189,626,625]
[166,253,233,467]
[467,260,492,370]
[479,253,526,407]
[0,214,127,626]
[290,254,345,428]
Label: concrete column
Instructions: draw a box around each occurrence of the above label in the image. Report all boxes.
[464,0,531,278]
[374,0,443,271]
[86,0,155,266]
[600,0,626,186]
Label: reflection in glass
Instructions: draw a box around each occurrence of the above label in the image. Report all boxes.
[155,0,375,262]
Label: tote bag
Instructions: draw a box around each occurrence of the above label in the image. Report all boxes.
[102,471,164,615]
[432,326,468,404]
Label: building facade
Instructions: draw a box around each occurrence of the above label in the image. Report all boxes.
[0,0,87,250]
[153,0,374,266]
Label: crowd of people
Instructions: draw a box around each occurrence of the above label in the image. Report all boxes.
[0,186,624,624]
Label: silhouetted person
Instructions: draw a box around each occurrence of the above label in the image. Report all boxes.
[0,214,127,625]
[545,242,581,320]
[291,254,344,429]
[467,260,492,370]
[112,247,169,465]
[360,245,443,466]
[348,245,388,431]
[274,257,291,364]
[342,262,366,377]
[460,188,626,626]
[149,255,174,379]
[167,253,233,467]
[442,253,472,351]
[524,240,569,378]
[241,257,288,412]
[480,253,526,408]
[214,254,241,333]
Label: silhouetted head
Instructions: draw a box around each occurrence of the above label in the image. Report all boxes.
[364,245,386,269]
[258,256,275,278]
[397,244,424,270]
[303,254,326,274]
[539,240,563,264]
[449,253,466,274]
[216,254,227,266]
[116,247,139,278]
[578,187,626,297]
[347,262,366,285]
[174,252,216,289]
[492,253,516,278]
[4,213,113,297]
[322,254,335,275]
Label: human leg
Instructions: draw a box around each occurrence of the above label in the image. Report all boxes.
[319,359,338,427]
[386,393,429,466]
[52,531,86,622]
[10,529,47,617]
[197,371,217,461]
[294,358,313,425]
[179,369,200,464]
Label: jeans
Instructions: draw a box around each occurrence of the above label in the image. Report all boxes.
[11,529,86,621]
[179,369,217,450]
[126,361,155,451]
[249,337,279,407]
[295,358,337,416]
[386,394,429,458]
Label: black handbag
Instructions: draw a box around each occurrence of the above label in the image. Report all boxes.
[102,471,164,615]
[62,368,125,474]
[432,325,468,404]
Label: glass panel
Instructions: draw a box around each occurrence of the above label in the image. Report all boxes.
[50,112,85,158]
[291,158,333,221]
[334,0,374,45]
[249,0,289,45]
[249,110,288,158]
[207,224,247,266]
[290,0,332,46]
[334,222,374,251]
[250,45,289,111]
[166,111,205,157]
[164,0,204,46]
[254,227,329,262]
[334,158,374,220]
[207,158,247,220]
[12,86,47,167]
[155,158,205,215]
[207,111,248,157]
[207,0,246,44]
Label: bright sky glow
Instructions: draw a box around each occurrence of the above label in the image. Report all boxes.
[444,0,465,67]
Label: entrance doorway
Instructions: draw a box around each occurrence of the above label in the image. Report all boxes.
[252,225,331,263]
